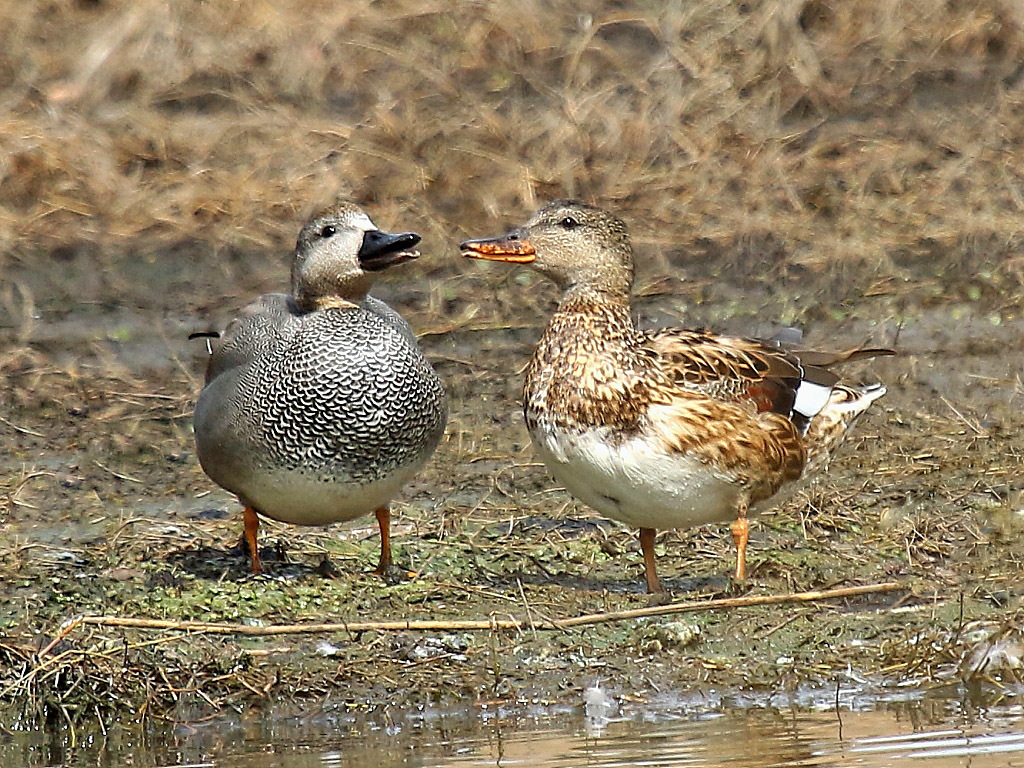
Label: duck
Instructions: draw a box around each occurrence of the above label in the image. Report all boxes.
[461,200,891,593]
[193,201,447,575]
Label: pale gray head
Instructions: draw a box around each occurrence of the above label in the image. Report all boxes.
[291,201,421,310]
[460,199,634,294]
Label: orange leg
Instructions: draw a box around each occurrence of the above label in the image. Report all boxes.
[730,499,751,580]
[639,527,664,594]
[243,506,262,574]
[373,505,392,576]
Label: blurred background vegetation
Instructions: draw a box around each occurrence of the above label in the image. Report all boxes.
[2,0,1023,317]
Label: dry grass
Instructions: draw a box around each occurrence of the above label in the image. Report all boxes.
[3,0,1024,278]
[3,0,1024,730]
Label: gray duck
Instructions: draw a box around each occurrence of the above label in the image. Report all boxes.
[194,201,447,575]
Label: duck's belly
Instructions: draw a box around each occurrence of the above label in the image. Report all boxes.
[235,463,420,526]
[531,425,742,529]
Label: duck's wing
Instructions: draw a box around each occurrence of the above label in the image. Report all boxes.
[641,328,892,431]
[197,293,298,383]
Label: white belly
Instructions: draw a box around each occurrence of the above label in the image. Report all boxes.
[239,464,419,526]
[532,425,743,530]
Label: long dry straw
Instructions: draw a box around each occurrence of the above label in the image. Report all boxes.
[46,582,903,643]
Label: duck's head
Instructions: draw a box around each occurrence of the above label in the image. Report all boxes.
[460,199,634,294]
[291,201,421,310]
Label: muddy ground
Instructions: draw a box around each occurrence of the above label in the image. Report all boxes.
[2,0,1024,733]
[3,237,1023,727]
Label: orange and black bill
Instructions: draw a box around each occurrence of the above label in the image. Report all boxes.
[459,230,536,263]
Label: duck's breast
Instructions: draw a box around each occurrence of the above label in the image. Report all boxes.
[195,305,446,521]
[530,418,742,530]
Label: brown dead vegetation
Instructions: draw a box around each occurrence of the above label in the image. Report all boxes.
[2,0,1024,277]
[2,0,1024,730]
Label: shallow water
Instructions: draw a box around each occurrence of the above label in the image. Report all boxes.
[8,687,1024,768]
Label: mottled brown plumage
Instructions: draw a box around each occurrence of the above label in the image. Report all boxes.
[462,200,891,593]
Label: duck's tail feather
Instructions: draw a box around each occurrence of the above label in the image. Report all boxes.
[802,382,886,475]
[794,347,895,368]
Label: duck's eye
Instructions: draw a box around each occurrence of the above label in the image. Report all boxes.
[560,216,579,229]
[320,225,337,238]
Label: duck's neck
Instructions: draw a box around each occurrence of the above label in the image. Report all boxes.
[550,283,634,337]
[530,285,635,388]
[525,284,644,431]
[292,278,370,314]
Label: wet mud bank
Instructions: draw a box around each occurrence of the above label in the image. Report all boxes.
[3,248,1023,729]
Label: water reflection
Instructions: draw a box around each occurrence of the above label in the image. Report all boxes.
[5,689,1024,767]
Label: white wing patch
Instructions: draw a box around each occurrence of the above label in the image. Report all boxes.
[793,379,834,420]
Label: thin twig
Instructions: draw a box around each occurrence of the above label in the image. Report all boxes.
[103,391,179,401]
[37,616,86,657]
[92,460,144,484]
[0,415,45,437]
[516,578,536,637]
[72,582,903,636]
[940,396,986,436]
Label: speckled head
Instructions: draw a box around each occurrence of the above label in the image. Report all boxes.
[460,200,633,294]
[291,201,421,310]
